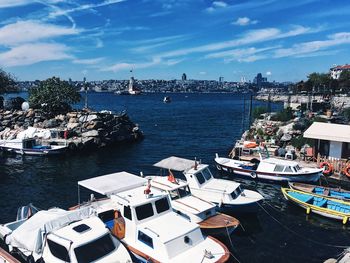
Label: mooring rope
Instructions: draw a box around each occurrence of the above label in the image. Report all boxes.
[257,201,349,249]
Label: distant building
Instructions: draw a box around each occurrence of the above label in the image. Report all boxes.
[330,64,350,79]
[182,73,187,81]
[253,73,267,89]
[219,76,224,82]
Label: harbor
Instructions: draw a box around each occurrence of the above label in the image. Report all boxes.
[1,92,349,262]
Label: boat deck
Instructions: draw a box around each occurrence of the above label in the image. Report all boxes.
[198,213,239,229]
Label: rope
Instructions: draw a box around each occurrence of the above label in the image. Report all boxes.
[257,201,349,249]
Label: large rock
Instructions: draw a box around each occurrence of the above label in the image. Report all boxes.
[42,119,58,128]
[86,121,103,130]
[69,117,78,123]
[81,130,99,137]
[67,112,78,119]
[67,122,80,130]
[79,114,98,123]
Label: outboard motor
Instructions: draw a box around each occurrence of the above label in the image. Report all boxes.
[16,203,39,221]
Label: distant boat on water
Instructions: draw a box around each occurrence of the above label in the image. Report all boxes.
[163,96,171,103]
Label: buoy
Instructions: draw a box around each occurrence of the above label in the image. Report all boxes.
[343,216,348,225]
[306,207,311,214]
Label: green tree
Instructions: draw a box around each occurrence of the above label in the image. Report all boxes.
[0,68,17,93]
[339,70,350,92]
[252,106,267,119]
[29,77,81,116]
[306,72,331,93]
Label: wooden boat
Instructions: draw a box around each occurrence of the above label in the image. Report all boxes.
[0,206,132,263]
[289,182,350,200]
[215,153,322,183]
[281,188,350,224]
[146,175,240,236]
[76,172,230,263]
[0,138,66,156]
[153,156,263,211]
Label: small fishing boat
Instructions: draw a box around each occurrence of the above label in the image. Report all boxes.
[281,188,350,224]
[146,175,240,236]
[215,153,322,183]
[289,182,350,200]
[163,96,171,103]
[153,156,263,211]
[0,138,67,155]
[76,172,230,263]
[0,206,132,263]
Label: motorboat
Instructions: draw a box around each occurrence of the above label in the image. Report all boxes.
[0,206,132,263]
[282,188,350,224]
[76,172,230,263]
[289,182,350,200]
[0,138,67,155]
[153,156,264,211]
[146,174,240,236]
[163,96,171,103]
[215,153,322,183]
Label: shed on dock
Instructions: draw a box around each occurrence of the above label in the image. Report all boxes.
[303,122,350,159]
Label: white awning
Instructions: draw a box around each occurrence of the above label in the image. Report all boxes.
[153,156,197,171]
[78,172,147,196]
[303,122,350,143]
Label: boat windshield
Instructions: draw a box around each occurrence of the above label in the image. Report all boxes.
[231,186,242,199]
[201,168,213,181]
[74,234,116,263]
[178,186,191,198]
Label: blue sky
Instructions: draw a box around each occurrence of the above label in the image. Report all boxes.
[0,0,349,82]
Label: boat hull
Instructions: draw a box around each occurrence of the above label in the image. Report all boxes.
[199,213,239,236]
[289,182,350,200]
[282,188,350,224]
[216,162,321,183]
[0,145,66,156]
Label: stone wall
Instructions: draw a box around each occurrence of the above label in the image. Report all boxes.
[0,109,143,150]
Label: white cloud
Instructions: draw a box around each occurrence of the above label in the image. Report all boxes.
[0,0,31,8]
[96,38,104,48]
[0,20,79,46]
[0,43,71,67]
[157,25,313,59]
[266,71,272,76]
[232,17,258,26]
[102,57,162,72]
[274,32,350,58]
[199,71,207,75]
[73,58,105,65]
[205,1,228,12]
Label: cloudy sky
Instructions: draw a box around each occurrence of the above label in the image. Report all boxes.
[0,0,349,82]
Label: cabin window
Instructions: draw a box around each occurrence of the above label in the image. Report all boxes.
[195,173,206,184]
[231,187,242,199]
[138,231,153,248]
[284,166,293,173]
[98,210,115,223]
[202,168,212,180]
[274,165,285,172]
[136,203,154,221]
[124,206,132,220]
[47,239,70,262]
[75,234,116,263]
[169,190,179,200]
[155,198,170,214]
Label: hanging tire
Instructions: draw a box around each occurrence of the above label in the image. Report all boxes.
[250,172,257,179]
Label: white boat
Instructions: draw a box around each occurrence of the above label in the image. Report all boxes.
[76,172,230,263]
[146,175,240,236]
[0,206,132,263]
[153,156,264,211]
[163,96,171,103]
[215,153,322,183]
[0,138,67,155]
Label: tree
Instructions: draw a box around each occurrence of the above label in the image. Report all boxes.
[306,72,331,94]
[339,70,350,93]
[29,77,81,116]
[0,68,17,93]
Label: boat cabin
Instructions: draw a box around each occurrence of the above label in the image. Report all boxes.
[256,158,306,174]
[77,172,215,262]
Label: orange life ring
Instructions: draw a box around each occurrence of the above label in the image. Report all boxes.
[320,162,333,175]
[343,164,350,178]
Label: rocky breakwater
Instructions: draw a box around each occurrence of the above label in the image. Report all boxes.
[0,109,143,151]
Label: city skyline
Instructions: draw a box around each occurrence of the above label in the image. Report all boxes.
[0,0,349,82]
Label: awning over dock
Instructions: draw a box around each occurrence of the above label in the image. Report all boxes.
[303,122,350,143]
[78,172,146,196]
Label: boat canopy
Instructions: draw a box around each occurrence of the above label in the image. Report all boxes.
[153,156,198,172]
[5,207,93,254]
[78,172,147,196]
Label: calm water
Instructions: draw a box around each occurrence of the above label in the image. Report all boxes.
[0,92,349,262]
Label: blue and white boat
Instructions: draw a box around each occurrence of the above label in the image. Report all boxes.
[282,188,350,224]
[289,182,350,200]
[0,138,66,155]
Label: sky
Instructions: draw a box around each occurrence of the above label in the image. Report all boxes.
[0,0,349,82]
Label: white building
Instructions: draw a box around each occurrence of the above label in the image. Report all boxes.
[303,122,350,159]
[330,64,350,79]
